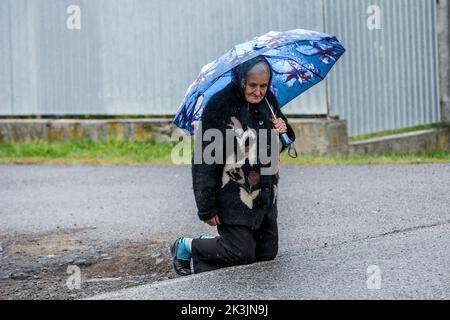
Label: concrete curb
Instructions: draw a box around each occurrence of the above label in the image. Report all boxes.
[0,119,175,144]
[289,119,349,155]
[349,128,450,154]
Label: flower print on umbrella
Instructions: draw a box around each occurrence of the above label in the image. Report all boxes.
[224,47,254,65]
[296,41,343,65]
[191,95,204,126]
[272,59,320,87]
[253,31,287,50]
[269,85,278,98]
[198,62,217,79]
[320,35,342,46]
[253,31,305,51]
[194,61,223,90]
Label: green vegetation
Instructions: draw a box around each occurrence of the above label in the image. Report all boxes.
[0,139,178,165]
[0,139,449,166]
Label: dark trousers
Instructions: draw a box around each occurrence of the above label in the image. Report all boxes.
[191,215,278,274]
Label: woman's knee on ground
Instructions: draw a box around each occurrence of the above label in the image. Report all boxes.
[255,245,278,262]
[227,246,256,266]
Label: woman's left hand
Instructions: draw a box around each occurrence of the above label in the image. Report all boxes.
[272,118,288,134]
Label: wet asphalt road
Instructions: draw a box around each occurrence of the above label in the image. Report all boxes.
[1,164,449,299]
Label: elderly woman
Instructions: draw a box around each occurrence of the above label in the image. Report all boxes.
[171,56,296,275]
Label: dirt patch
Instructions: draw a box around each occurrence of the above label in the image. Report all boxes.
[0,229,178,300]
[6,233,90,257]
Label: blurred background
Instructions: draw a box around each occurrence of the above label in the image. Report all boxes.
[1,0,448,136]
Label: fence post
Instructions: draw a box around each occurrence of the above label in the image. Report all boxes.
[438,0,450,122]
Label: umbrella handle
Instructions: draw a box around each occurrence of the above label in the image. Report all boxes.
[264,98,278,120]
[264,98,294,148]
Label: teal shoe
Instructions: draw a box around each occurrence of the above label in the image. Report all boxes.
[170,237,191,276]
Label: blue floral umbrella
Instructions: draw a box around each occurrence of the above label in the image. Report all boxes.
[173,29,346,135]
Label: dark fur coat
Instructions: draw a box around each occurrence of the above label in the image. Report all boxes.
[192,57,296,229]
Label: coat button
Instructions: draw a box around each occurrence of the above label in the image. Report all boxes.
[259,121,264,126]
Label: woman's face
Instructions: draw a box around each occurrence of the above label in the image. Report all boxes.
[244,71,270,104]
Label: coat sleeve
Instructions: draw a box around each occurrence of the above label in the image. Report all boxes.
[191,101,225,222]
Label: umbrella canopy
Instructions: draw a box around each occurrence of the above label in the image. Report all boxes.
[173,29,346,135]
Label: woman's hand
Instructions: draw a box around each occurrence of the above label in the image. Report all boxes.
[204,215,221,227]
[272,118,288,134]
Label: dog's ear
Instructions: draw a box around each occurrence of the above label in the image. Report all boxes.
[239,188,260,209]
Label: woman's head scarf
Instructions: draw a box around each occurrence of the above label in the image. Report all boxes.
[231,56,273,101]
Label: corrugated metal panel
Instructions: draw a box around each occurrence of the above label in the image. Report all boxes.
[0,0,440,136]
[325,0,440,136]
[0,0,327,116]
[0,0,12,114]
